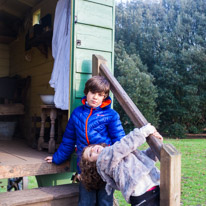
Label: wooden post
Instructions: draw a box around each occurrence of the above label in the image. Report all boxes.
[49,108,57,154]
[92,55,107,76]
[38,110,46,151]
[160,144,181,206]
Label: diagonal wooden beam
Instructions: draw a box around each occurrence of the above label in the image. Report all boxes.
[0,5,22,19]
[92,54,163,159]
[17,0,36,7]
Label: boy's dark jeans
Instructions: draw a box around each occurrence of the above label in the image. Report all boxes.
[78,182,114,206]
[130,186,160,206]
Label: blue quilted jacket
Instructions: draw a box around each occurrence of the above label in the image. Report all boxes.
[52,96,125,172]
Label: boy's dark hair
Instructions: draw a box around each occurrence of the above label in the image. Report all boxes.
[84,76,110,98]
[80,144,107,191]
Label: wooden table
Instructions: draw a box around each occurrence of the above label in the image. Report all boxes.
[38,105,67,154]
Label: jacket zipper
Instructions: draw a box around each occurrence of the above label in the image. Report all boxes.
[85,108,93,144]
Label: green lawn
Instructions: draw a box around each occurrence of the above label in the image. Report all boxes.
[114,138,206,206]
[1,139,205,206]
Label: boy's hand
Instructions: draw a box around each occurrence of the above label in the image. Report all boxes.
[152,131,163,142]
[45,156,53,163]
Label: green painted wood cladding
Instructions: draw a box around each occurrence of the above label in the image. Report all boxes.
[87,0,113,7]
[76,0,113,28]
[76,25,112,51]
[75,49,112,73]
[70,0,115,113]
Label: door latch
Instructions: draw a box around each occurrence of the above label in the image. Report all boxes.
[75,16,77,23]
[76,40,81,46]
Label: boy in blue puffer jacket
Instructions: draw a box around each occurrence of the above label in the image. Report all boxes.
[45,76,125,206]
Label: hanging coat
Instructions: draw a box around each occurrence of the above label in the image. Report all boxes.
[49,0,71,110]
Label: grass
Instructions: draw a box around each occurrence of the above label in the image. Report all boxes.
[114,138,206,206]
[28,176,38,189]
[1,139,205,206]
[170,138,206,206]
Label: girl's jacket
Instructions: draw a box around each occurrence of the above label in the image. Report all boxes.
[96,124,160,203]
[52,96,125,172]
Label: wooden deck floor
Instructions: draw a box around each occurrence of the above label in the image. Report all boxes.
[0,140,70,179]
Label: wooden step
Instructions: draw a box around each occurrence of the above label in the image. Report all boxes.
[0,183,79,206]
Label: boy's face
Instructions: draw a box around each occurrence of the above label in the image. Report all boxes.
[86,91,105,108]
[83,145,104,162]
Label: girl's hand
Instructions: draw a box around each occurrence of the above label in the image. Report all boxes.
[45,156,53,163]
[152,131,163,142]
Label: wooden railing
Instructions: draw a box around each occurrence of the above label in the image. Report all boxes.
[92,54,181,206]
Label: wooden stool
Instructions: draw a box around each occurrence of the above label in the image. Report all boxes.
[38,105,67,153]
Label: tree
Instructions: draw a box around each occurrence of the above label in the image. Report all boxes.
[114,41,159,133]
[115,0,206,136]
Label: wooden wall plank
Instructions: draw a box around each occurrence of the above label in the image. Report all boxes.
[75,73,91,98]
[76,0,113,28]
[0,44,9,50]
[0,104,24,115]
[0,59,9,67]
[7,0,58,142]
[0,52,9,59]
[0,43,9,77]
[75,24,112,52]
[10,50,53,75]
[85,0,114,6]
[75,49,111,73]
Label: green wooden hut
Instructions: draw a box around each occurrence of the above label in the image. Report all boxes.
[0,1,182,205]
[0,0,116,204]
